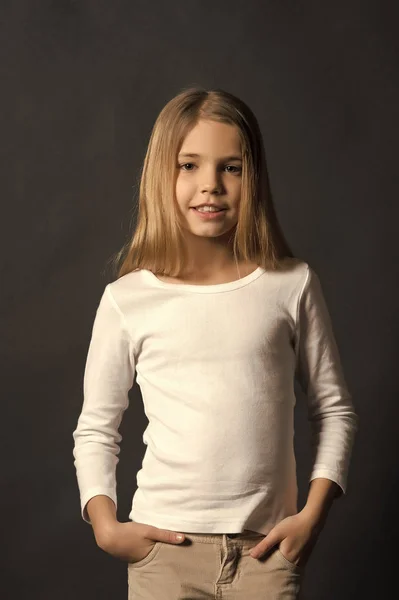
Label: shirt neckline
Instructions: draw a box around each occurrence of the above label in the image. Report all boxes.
[141,265,265,293]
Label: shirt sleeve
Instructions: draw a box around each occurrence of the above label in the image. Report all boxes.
[294,266,358,496]
[72,284,136,524]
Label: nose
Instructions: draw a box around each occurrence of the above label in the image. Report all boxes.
[202,184,221,194]
[201,170,222,194]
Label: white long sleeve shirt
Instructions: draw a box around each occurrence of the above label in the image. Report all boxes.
[72,257,358,534]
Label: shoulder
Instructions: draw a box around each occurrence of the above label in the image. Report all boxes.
[107,268,143,293]
[276,256,312,287]
[271,258,324,314]
[105,269,146,312]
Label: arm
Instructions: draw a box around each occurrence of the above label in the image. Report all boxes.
[86,495,118,545]
[295,266,359,526]
[302,477,341,531]
[72,284,136,528]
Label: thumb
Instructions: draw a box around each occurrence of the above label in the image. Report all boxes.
[259,530,282,554]
[147,526,185,544]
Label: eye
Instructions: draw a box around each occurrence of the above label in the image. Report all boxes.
[179,163,241,173]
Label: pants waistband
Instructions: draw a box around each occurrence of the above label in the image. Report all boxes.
[180,529,265,544]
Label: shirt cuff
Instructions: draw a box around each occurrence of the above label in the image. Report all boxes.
[80,488,117,524]
[309,468,347,496]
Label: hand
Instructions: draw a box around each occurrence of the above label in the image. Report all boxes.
[249,510,322,569]
[96,521,186,564]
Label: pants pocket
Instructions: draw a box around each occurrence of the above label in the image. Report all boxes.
[127,541,163,569]
[274,548,302,573]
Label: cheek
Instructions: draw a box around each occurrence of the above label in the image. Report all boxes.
[175,176,184,192]
[175,178,193,202]
[231,179,242,193]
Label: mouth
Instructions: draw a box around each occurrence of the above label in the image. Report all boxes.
[190,207,227,220]
[190,207,227,212]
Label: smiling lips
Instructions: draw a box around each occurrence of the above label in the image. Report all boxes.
[191,207,227,220]
[194,203,227,210]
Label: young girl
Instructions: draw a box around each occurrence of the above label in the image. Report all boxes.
[73,87,358,599]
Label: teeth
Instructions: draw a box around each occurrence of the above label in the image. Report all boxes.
[196,206,222,212]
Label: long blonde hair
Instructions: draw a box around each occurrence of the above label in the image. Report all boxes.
[108,86,294,280]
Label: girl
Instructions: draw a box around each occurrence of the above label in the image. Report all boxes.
[73,87,358,599]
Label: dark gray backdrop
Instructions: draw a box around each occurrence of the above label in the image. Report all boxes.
[2,1,398,598]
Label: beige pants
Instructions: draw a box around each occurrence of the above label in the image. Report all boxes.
[127,529,305,599]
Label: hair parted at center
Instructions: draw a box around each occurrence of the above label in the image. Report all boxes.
[109,86,295,280]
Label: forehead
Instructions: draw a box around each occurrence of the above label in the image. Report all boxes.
[179,120,242,158]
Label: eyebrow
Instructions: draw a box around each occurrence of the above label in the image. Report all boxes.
[178,152,242,162]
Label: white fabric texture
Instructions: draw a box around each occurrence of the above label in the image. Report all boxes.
[72,257,358,534]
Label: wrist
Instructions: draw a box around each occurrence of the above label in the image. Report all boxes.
[86,495,119,546]
[93,518,119,549]
[300,501,332,534]
[302,478,338,525]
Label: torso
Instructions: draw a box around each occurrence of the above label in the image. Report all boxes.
[154,262,260,286]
